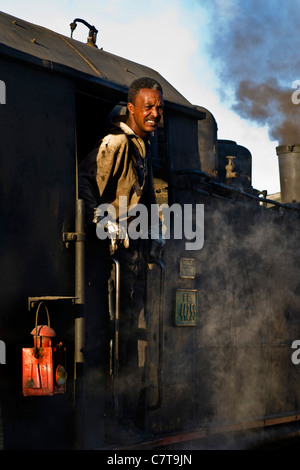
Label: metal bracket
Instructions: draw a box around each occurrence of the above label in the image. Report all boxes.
[28,296,78,311]
[62,231,86,248]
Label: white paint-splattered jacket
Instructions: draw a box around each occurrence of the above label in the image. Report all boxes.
[79,121,157,229]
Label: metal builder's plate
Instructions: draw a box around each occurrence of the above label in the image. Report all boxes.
[179,258,195,279]
[175,289,197,326]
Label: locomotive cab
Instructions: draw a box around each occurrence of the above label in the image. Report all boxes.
[73,78,209,445]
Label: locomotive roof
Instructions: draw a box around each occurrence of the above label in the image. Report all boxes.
[0,11,202,116]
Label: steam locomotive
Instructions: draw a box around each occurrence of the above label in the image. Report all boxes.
[1,11,300,450]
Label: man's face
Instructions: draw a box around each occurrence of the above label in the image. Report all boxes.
[126,88,164,138]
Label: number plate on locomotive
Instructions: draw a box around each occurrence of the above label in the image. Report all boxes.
[175,289,197,326]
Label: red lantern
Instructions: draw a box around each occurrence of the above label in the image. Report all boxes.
[22,302,67,396]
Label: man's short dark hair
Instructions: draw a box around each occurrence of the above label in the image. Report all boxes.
[128,77,163,104]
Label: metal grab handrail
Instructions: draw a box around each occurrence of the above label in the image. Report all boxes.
[110,257,120,416]
[109,255,165,414]
[147,259,165,411]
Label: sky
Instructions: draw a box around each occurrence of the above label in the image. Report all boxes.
[2,0,300,195]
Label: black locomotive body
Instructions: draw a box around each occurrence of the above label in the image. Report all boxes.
[1,11,300,450]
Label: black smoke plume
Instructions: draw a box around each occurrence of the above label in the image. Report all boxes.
[203,0,300,144]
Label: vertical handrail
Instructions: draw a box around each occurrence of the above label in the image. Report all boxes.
[110,257,120,416]
[74,198,86,449]
[74,200,85,368]
[109,257,165,413]
[147,259,165,411]
[74,199,86,449]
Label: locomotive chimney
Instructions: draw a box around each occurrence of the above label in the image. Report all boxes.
[276,144,300,205]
